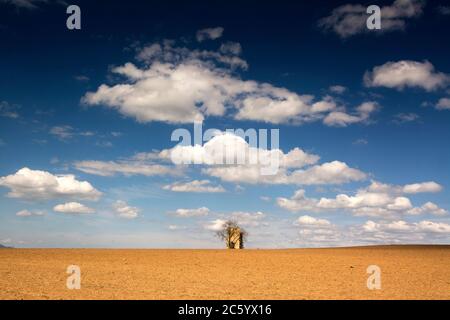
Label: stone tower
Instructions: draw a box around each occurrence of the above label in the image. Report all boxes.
[226,227,243,249]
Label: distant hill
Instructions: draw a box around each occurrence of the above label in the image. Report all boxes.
[0,244,11,248]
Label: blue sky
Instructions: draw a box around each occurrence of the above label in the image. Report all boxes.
[1,0,450,248]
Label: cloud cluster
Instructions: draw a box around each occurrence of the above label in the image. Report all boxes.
[364,60,450,91]
[0,168,102,201]
[278,181,447,218]
[363,220,450,234]
[75,132,366,186]
[82,38,379,126]
[166,132,366,185]
[319,0,425,38]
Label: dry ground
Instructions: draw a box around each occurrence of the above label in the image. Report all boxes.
[0,245,449,300]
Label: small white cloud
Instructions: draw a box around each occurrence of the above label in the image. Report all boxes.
[0,101,20,119]
[364,60,449,91]
[437,6,450,15]
[407,202,448,216]
[204,219,227,231]
[172,207,210,218]
[196,27,224,42]
[296,215,331,226]
[16,209,45,217]
[74,75,89,82]
[353,138,368,145]
[168,225,186,231]
[403,182,443,194]
[219,42,242,55]
[113,200,140,219]
[53,202,95,214]
[74,159,180,177]
[50,126,96,141]
[163,180,225,193]
[323,102,380,127]
[50,125,75,140]
[329,85,347,94]
[436,98,450,110]
[393,113,420,123]
[230,211,265,227]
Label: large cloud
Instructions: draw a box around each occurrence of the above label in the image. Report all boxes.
[0,168,102,201]
[165,132,365,185]
[278,180,447,218]
[364,60,450,91]
[82,39,378,125]
[74,132,366,186]
[319,0,425,38]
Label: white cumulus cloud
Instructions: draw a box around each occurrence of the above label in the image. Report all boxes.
[0,168,102,201]
[53,202,95,214]
[82,39,378,126]
[364,60,449,91]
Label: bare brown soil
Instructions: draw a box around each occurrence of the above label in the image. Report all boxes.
[0,246,449,300]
